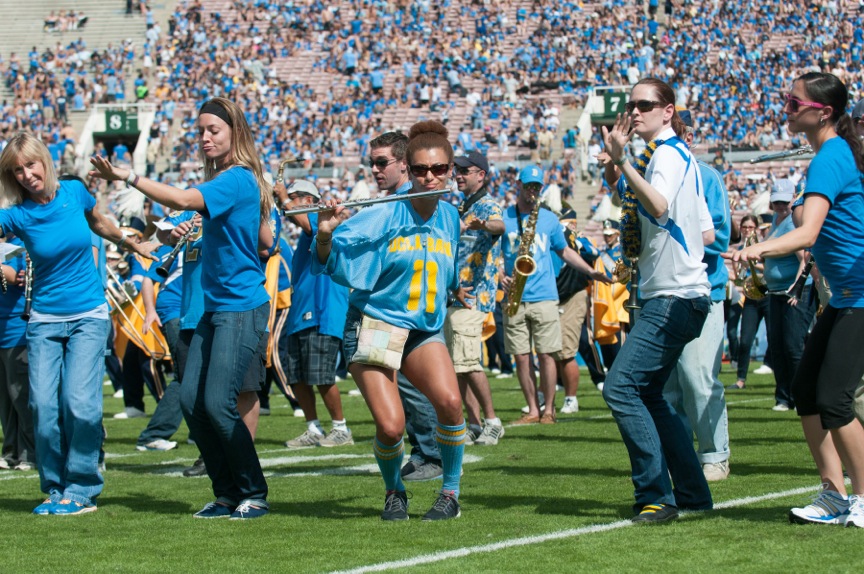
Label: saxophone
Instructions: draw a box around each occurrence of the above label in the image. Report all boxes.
[275,154,299,185]
[742,233,768,300]
[505,199,541,317]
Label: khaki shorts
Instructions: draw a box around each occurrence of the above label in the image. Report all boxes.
[444,307,487,374]
[855,376,864,426]
[553,290,588,361]
[503,300,562,356]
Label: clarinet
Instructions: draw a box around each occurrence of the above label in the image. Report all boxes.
[786,253,815,305]
[21,260,33,321]
[155,228,192,278]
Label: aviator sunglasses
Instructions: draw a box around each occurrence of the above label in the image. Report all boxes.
[409,163,450,178]
[625,100,664,114]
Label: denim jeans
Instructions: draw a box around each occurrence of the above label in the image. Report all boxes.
[603,296,712,512]
[664,300,730,464]
[768,288,816,408]
[137,320,189,446]
[27,316,110,506]
[180,303,269,507]
[736,296,768,381]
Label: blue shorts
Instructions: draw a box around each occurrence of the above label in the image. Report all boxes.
[343,306,445,367]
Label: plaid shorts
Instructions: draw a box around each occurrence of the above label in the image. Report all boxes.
[286,327,341,386]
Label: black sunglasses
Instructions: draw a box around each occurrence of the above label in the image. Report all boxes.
[366,157,397,170]
[454,166,482,176]
[625,100,663,114]
[409,163,450,178]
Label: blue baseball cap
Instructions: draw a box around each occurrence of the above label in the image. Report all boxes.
[519,165,544,185]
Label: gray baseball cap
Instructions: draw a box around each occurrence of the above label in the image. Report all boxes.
[852,99,864,121]
[287,179,320,199]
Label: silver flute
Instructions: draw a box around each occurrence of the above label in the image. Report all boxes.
[282,189,450,216]
[749,145,813,164]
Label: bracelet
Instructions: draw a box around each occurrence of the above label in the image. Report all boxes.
[0,265,7,294]
[118,236,128,250]
[613,156,627,167]
[316,235,332,246]
[126,170,140,188]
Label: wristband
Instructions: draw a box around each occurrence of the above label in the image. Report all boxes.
[126,170,140,188]
[613,156,626,167]
[118,236,128,250]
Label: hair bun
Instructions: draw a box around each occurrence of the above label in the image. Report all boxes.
[408,120,448,141]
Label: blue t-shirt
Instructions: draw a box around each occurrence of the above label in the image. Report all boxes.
[196,167,269,312]
[0,180,104,314]
[804,137,864,308]
[315,200,461,333]
[0,236,27,348]
[286,212,349,339]
[501,206,567,303]
[699,162,731,302]
[146,244,183,324]
[166,210,204,330]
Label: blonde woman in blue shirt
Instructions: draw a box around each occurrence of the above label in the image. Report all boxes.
[314,121,470,521]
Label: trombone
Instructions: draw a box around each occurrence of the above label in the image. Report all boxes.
[106,264,171,361]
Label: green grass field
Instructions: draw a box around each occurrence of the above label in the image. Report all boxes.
[2,365,862,573]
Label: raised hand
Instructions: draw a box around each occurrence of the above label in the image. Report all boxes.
[316,199,347,236]
[89,155,128,182]
[601,113,634,164]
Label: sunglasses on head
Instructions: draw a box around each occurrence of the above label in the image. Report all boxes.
[367,157,397,170]
[409,163,450,178]
[625,100,663,114]
[784,94,828,114]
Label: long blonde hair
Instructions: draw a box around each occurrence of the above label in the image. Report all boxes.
[0,132,59,208]
[198,97,273,219]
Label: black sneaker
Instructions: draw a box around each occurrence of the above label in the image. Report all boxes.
[381,490,409,521]
[632,503,679,524]
[422,491,461,521]
[183,458,207,477]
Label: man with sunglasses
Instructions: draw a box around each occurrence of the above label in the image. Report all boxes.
[445,151,505,446]
[368,132,445,482]
[502,166,609,425]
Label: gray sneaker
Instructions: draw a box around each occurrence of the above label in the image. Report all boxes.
[401,459,443,482]
[318,428,354,448]
[473,422,505,446]
[464,424,482,446]
[285,430,324,449]
[702,460,730,481]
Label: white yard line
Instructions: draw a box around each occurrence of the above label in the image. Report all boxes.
[328,484,820,574]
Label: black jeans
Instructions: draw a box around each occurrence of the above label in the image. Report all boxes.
[768,288,816,408]
[736,296,768,381]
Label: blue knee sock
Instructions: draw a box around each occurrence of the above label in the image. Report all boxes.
[436,422,466,498]
[373,438,405,492]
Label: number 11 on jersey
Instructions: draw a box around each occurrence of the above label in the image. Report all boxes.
[407,259,438,313]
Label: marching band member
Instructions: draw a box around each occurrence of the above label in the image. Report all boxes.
[601,78,715,523]
[446,150,505,445]
[313,121,468,521]
[279,180,353,450]
[662,109,732,482]
[0,132,154,515]
[730,72,864,528]
[89,97,275,520]
[0,234,35,471]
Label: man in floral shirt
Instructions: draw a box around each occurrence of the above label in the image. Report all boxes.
[444,151,506,446]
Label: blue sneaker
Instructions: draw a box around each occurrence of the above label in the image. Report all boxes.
[789,487,850,525]
[33,499,56,515]
[50,500,97,515]
[229,500,269,520]
[193,502,234,519]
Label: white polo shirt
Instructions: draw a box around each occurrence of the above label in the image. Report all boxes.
[637,127,713,299]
